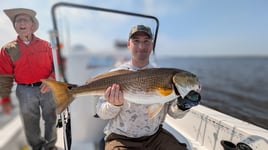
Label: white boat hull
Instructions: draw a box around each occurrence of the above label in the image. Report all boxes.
[164,105,268,150]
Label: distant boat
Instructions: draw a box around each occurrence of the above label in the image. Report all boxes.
[114,40,127,49]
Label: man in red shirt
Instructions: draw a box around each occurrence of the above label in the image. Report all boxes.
[0,8,57,150]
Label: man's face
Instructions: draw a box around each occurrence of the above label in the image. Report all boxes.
[128,32,153,61]
[14,14,35,37]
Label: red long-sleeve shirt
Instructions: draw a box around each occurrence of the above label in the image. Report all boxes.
[0,35,55,84]
[0,35,55,103]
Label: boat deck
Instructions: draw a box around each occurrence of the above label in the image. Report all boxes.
[0,113,65,150]
[2,104,268,150]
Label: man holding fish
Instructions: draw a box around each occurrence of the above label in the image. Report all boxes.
[95,24,201,150]
[41,24,201,149]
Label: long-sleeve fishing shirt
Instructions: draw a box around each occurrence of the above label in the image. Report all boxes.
[0,35,55,100]
[96,62,189,139]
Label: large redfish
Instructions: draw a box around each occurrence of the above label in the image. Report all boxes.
[41,68,201,117]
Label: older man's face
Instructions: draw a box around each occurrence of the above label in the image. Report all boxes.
[14,14,35,38]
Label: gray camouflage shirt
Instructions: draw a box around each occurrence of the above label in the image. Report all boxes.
[96,62,189,139]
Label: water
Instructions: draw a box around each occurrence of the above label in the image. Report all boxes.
[157,56,268,130]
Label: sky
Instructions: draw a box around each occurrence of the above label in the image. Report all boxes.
[1,0,268,57]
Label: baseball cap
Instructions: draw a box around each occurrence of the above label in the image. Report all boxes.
[129,25,153,39]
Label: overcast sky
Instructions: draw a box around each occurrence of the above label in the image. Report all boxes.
[1,0,268,57]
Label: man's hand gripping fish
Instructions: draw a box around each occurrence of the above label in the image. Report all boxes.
[42,68,201,118]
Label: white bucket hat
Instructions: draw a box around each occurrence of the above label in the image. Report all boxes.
[3,8,39,32]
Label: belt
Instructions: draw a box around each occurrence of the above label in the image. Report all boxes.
[19,82,42,87]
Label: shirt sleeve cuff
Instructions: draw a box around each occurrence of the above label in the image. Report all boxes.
[0,97,10,104]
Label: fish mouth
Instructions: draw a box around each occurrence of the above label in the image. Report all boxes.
[174,83,201,102]
[185,90,201,102]
[173,83,201,100]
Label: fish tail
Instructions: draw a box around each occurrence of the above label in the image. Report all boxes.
[41,79,75,114]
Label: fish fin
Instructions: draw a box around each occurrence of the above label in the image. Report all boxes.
[157,88,173,96]
[90,70,133,82]
[146,103,164,119]
[41,79,75,114]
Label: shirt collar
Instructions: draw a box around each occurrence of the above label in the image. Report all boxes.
[16,34,38,44]
[124,61,154,71]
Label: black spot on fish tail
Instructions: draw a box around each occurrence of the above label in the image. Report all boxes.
[67,84,78,89]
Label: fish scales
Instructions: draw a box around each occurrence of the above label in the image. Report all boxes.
[71,68,179,95]
[41,68,200,114]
